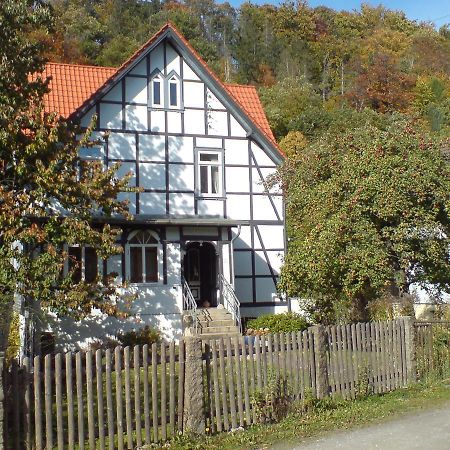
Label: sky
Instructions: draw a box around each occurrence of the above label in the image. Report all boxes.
[229,0,450,28]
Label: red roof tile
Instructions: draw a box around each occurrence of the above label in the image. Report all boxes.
[42,23,279,151]
[42,62,116,118]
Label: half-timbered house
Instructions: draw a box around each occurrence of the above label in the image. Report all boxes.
[44,23,287,347]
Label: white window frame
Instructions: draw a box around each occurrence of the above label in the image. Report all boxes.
[167,72,181,109]
[149,71,182,110]
[150,72,164,108]
[125,230,162,285]
[196,149,223,198]
[64,244,100,282]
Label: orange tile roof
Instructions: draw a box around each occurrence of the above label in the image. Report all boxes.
[43,62,116,119]
[225,84,276,145]
[42,22,279,151]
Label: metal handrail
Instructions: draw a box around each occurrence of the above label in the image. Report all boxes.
[219,274,242,333]
[182,279,198,334]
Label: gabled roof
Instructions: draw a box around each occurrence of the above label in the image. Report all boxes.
[42,22,280,156]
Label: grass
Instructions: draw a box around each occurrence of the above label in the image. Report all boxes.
[160,379,450,450]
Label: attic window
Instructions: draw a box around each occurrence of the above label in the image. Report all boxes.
[151,74,163,107]
[169,76,178,107]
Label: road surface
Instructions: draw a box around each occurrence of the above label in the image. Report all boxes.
[276,403,450,450]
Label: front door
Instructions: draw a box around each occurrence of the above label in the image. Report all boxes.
[184,242,217,307]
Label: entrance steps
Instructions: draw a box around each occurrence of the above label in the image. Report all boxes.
[196,307,241,339]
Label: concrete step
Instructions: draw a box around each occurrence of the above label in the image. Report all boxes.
[198,319,236,328]
[200,333,241,341]
[199,325,240,334]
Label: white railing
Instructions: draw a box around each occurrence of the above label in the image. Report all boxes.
[219,274,242,333]
[182,279,199,334]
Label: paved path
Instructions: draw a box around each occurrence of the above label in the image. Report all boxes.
[277,403,450,450]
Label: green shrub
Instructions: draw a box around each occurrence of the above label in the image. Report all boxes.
[246,312,310,334]
[117,325,160,347]
[6,313,20,364]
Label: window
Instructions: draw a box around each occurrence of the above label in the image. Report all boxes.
[197,150,223,197]
[67,246,98,283]
[78,143,105,180]
[168,76,179,107]
[126,230,159,283]
[151,74,163,107]
[149,71,181,109]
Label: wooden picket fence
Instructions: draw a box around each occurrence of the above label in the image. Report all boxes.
[415,320,450,380]
[3,318,417,449]
[4,342,185,450]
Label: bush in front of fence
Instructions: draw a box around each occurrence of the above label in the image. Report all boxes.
[246,312,310,334]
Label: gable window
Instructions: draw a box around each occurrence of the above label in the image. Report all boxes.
[126,230,159,283]
[149,71,181,109]
[196,150,223,197]
[151,73,163,108]
[78,143,105,180]
[67,246,98,283]
[168,75,179,107]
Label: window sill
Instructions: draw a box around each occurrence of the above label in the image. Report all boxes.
[149,106,184,112]
[195,195,226,200]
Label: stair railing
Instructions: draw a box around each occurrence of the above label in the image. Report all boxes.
[219,274,242,333]
[182,279,199,334]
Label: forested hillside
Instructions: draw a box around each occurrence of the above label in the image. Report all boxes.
[41,1,450,140]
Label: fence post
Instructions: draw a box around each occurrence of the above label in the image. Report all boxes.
[183,337,205,434]
[402,316,417,384]
[311,325,329,399]
[0,352,4,450]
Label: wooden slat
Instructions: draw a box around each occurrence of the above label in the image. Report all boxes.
[160,342,167,441]
[55,353,64,449]
[273,334,281,386]
[233,336,245,427]
[12,359,20,450]
[226,337,238,430]
[65,353,75,450]
[76,352,85,450]
[115,347,124,450]
[261,334,268,388]
[331,326,341,396]
[344,325,355,398]
[400,320,407,386]
[34,356,43,450]
[124,346,133,449]
[86,351,96,449]
[240,337,252,426]
[280,333,286,387]
[308,329,316,394]
[134,346,142,448]
[95,350,106,450]
[297,331,306,400]
[369,322,381,394]
[211,340,222,432]
[142,344,151,443]
[169,341,176,436]
[286,333,293,388]
[105,349,115,450]
[247,337,256,425]
[44,354,53,450]
[177,342,185,433]
[254,336,262,392]
[291,332,300,399]
[22,357,32,450]
[218,338,229,430]
[379,322,387,393]
[204,342,215,433]
[151,343,158,442]
[351,324,359,397]
[393,321,400,389]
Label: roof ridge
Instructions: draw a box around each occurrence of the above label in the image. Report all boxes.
[46,61,116,71]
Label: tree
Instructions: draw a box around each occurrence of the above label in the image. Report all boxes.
[278,116,450,323]
[0,0,132,350]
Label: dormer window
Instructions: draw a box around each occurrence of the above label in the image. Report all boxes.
[151,73,163,108]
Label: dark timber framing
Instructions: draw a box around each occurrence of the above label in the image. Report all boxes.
[71,26,286,309]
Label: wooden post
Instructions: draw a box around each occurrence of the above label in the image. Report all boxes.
[183,337,205,434]
[311,325,329,399]
[402,317,417,384]
[0,353,4,450]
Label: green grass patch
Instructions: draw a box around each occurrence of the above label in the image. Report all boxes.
[161,380,450,450]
